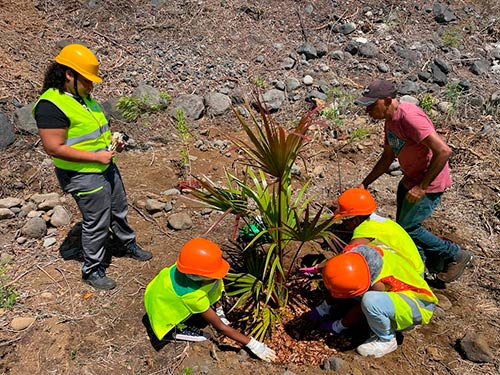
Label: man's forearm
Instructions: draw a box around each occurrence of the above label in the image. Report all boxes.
[362,154,394,188]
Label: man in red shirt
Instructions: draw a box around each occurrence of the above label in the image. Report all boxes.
[355,80,472,283]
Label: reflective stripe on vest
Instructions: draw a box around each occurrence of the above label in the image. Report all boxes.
[374,250,437,331]
[33,89,111,173]
[66,123,110,146]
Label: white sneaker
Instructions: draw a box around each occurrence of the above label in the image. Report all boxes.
[356,336,397,358]
[173,327,210,342]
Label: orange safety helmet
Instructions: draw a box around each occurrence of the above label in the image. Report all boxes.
[176,238,230,279]
[334,187,377,220]
[55,43,102,83]
[322,252,371,298]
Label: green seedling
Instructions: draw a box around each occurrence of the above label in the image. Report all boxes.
[175,108,190,168]
[420,94,434,116]
[0,257,18,308]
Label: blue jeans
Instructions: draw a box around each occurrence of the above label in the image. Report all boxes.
[361,292,396,341]
[396,182,459,273]
[361,291,435,341]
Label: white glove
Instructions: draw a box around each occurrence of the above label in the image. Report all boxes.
[215,306,231,325]
[245,337,277,362]
[331,319,347,334]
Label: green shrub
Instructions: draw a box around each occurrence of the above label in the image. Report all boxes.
[254,77,267,89]
[350,127,370,142]
[0,257,18,308]
[420,93,434,116]
[116,91,170,121]
[442,27,462,48]
[320,106,343,128]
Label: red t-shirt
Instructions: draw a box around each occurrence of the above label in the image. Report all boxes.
[384,102,451,193]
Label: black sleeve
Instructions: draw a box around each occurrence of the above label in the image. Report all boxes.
[34,100,70,129]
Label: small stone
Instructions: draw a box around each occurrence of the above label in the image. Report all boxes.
[10,317,36,331]
[38,199,60,210]
[43,237,57,248]
[27,211,43,218]
[313,165,325,178]
[303,75,314,86]
[435,293,452,310]
[16,237,27,244]
[168,212,193,230]
[255,55,264,63]
[50,205,71,227]
[459,332,494,363]
[321,356,346,371]
[145,199,167,213]
[201,208,213,215]
[387,159,400,172]
[164,201,173,212]
[30,193,60,205]
[426,346,444,361]
[0,208,15,220]
[0,197,22,209]
[21,217,47,238]
[162,189,181,196]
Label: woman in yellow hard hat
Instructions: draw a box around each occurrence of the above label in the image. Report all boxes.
[33,43,152,290]
[143,238,277,362]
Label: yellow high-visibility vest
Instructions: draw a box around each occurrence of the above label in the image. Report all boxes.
[144,265,224,340]
[373,249,437,331]
[33,89,111,172]
[354,214,425,275]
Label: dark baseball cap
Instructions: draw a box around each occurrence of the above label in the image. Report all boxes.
[355,80,397,105]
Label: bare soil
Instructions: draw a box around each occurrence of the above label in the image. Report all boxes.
[0,1,499,374]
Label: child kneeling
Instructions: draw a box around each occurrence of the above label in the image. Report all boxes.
[143,237,276,362]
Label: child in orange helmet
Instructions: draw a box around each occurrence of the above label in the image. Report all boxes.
[304,188,425,327]
[143,237,276,362]
[320,244,437,357]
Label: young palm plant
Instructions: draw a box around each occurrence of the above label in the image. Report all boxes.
[191,95,340,340]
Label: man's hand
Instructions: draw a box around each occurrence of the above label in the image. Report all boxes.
[406,185,426,203]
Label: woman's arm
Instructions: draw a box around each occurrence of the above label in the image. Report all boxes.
[39,128,114,164]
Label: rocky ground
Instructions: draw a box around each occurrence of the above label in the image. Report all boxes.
[0,0,499,374]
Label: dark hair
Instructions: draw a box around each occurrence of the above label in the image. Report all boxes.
[41,62,68,94]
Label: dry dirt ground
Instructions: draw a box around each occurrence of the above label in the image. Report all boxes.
[0,1,500,374]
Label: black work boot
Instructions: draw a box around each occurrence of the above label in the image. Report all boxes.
[83,268,116,290]
[125,241,153,261]
[437,249,473,283]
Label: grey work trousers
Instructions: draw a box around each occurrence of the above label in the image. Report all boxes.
[55,163,135,275]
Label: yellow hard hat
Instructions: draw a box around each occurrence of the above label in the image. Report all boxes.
[55,43,102,83]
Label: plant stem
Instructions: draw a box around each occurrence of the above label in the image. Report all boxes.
[286,241,305,279]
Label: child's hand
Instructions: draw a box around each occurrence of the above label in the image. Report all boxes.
[246,337,277,362]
